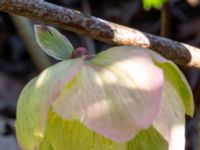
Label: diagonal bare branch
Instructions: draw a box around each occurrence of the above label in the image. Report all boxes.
[0,0,200,68]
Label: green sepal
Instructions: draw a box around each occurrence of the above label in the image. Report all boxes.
[34,25,74,60]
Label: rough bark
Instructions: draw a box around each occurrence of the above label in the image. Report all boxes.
[0,0,200,68]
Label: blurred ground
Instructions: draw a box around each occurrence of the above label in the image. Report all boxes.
[0,0,199,149]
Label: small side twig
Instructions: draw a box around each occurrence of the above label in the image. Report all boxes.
[161,3,170,37]
[11,15,51,71]
[81,0,96,54]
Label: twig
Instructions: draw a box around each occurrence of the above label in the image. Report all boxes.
[11,15,51,71]
[0,0,200,68]
[81,0,96,54]
[161,3,170,37]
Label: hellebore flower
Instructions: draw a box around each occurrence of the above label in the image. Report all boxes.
[16,25,194,150]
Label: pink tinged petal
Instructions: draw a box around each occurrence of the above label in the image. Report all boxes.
[153,81,185,150]
[16,58,83,150]
[53,46,164,142]
[54,65,141,142]
[91,46,164,127]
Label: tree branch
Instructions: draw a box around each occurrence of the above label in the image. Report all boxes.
[0,0,200,68]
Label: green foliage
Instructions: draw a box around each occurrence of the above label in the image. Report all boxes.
[142,0,168,10]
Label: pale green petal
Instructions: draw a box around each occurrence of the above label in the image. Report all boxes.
[150,50,194,116]
[153,81,186,150]
[40,109,167,150]
[34,25,74,60]
[53,46,164,142]
[16,58,83,150]
[39,109,126,150]
[40,109,168,150]
[127,126,168,150]
[148,49,191,149]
